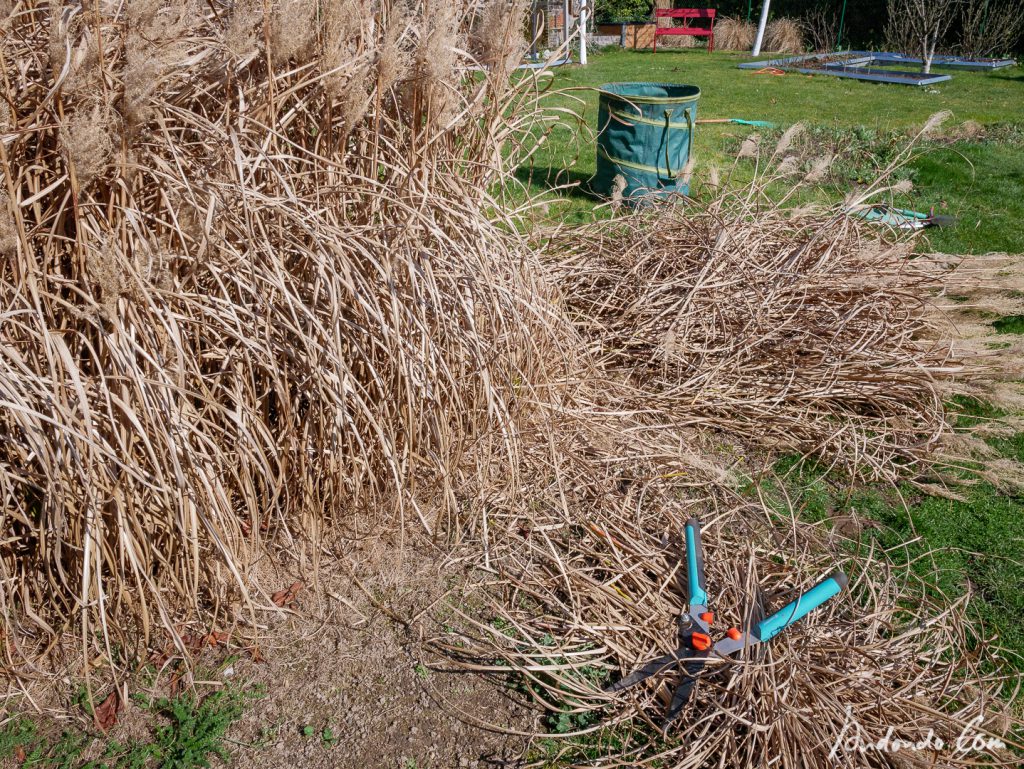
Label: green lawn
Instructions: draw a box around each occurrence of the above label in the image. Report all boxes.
[517,48,1024,252]
[910,142,1024,253]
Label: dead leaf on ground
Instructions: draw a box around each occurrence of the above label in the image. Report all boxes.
[207,630,230,647]
[271,581,303,609]
[179,632,207,653]
[14,745,26,763]
[245,644,265,663]
[94,688,122,732]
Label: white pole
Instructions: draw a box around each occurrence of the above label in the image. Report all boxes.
[751,0,771,56]
[579,0,588,65]
[563,0,570,49]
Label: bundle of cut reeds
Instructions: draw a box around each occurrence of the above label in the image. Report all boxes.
[432,123,1021,768]
[545,204,953,484]
[439,425,1022,767]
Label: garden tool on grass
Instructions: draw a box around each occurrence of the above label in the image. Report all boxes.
[606,518,847,725]
[696,118,777,128]
[852,205,956,230]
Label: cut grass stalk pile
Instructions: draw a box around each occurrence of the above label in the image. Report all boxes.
[440,181,1022,766]
[0,3,1021,768]
[546,199,954,484]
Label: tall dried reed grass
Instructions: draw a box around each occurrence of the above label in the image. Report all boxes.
[0,0,560,674]
[714,17,756,51]
[764,17,805,53]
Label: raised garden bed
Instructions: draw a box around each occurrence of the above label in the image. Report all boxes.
[738,50,1015,86]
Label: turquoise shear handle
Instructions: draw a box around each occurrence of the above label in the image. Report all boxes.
[684,518,708,607]
[755,571,847,642]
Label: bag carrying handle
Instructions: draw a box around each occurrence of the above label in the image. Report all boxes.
[663,107,694,179]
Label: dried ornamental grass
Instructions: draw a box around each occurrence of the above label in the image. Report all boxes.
[764,17,805,53]
[714,17,756,51]
[434,184,1019,767]
[2,6,1020,768]
[0,0,563,674]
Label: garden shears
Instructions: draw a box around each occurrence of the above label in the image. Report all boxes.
[606,518,848,724]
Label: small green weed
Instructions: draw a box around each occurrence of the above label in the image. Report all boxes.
[0,718,37,762]
[993,315,1024,335]
[0,682,261,769]
[320,726,336,748]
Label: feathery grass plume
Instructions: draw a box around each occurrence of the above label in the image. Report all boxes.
[270,0,317,62]
[84,236,125,318]
[957,119,985,140]
[772,121,804,158]
[763,17,804,52]
[921,109,953,139]
[60,102,114,186]
[47,3,73,74]
[222,0,262,59]
[413,0,463,125]
[707,163,720,188]
[127,0,163,27]
[49,9,103,97]
[776,154,800,175]
[713,16,755,50]
[803,153,834,182]
[124,1,194,128]
[0,194,16,256]
[474,0,529,88]
[737,133,760,158]
[376,6,412,93]
[609,173,627,209]
[338,64,373,134]
[679,155,695,187]
[322,0,367,99]
[0,101,15,255]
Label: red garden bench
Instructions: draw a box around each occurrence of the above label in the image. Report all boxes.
[653,8,716,53]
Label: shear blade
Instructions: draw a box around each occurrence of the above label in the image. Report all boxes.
[605,652,680,692]
[664,658,706,724]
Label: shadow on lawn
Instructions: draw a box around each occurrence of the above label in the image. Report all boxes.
[514,165,598,201]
